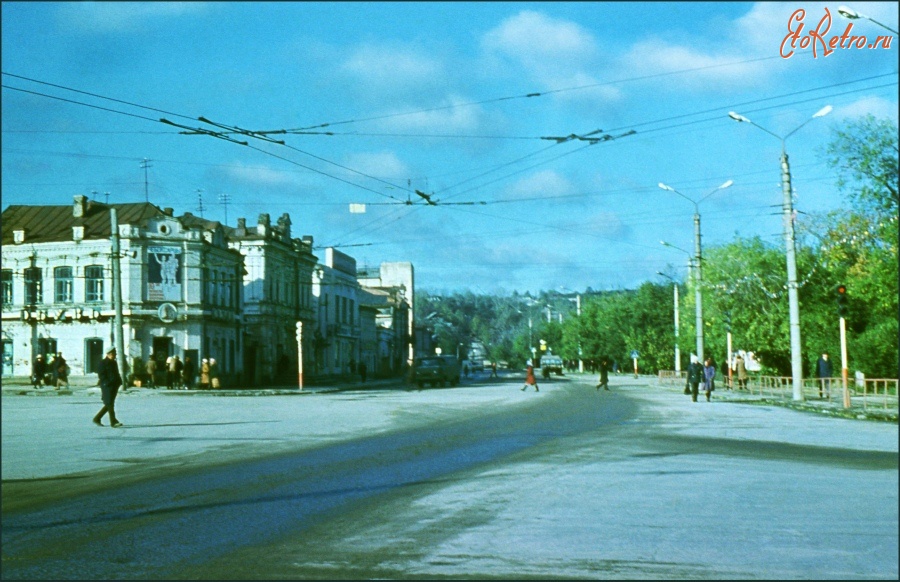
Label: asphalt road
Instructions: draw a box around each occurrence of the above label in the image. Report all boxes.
[2,375,897,579]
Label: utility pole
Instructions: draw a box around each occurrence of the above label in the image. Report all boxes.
[693,213,704,360]
[729,106,831,402]
[577,294,583,373]
[140,158,152,202]
[219,192,231,226]
[110,209,127,388]
[196,189,205,218]
[780,150,804,401]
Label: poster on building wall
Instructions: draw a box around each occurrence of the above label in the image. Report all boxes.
[148,246,182,301]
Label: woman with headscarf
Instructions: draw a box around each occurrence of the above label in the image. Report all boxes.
[521,363,539,392]
[199,358,211,390]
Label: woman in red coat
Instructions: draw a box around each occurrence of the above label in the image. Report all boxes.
[521,364,539,392]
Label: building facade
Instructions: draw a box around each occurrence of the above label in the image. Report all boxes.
[1,196,244,382]
[312,248,360,378]
[227,213,317,385]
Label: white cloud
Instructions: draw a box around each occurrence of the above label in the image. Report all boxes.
[620,39,771,91]
[480,10,620,103]
[225,163,299,187]
[368,94,483,133]
[482,10,597,64]
[834,96,899,122]
[503,170,576,201]
[57,2,206,33]
[342,151,409,181]
[341,43,443,91]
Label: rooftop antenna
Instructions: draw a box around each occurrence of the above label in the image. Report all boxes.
[140,158,152,202]
[219,192,231,226]
[196,189,205,218]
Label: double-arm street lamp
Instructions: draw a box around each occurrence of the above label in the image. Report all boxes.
[728,105,832,401]
[838,5,899,34]
[658,179,733,360]
[657,271,681,373]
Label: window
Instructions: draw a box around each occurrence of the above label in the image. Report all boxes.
[54,267,74,303]
[85,265,104,302]
[1,270,11,307]
[24,267,42,305]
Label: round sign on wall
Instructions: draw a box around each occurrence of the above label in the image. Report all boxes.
[158,303,177,323]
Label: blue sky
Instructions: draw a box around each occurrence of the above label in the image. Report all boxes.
[2,2,897,295]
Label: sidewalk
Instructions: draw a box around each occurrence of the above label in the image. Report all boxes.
[0,374,399,397]
[652,375,899,422]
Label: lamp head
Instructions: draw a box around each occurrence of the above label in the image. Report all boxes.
[658,182,674,192]
[719,179,734,190]
[728,111,751,123]
[812,105,833,118]
[837,6,860,19]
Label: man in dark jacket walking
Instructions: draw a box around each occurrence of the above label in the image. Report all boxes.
[596,357,610,391]
[686,355,704,402]
[93,348,123,427]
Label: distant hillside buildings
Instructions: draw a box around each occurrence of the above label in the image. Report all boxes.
[1,195,415,386]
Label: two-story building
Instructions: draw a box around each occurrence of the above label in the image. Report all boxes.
[226,213,317,385]
[312,248,360,378]
[1,196,244,382]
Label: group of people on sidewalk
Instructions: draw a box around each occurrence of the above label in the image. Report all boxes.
[685,355,718,402]
[30,352,69,389]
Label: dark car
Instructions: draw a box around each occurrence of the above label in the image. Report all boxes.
[411,356,460,388]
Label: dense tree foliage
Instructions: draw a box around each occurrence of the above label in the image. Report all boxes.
[415,116,898,379]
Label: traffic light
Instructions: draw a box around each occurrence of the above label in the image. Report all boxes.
[723,311,732,332]
[836,284,848,317]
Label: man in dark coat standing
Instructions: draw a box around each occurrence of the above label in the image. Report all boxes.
[32,354,46,388]
[816,352,834,399]
[93,348,123,427]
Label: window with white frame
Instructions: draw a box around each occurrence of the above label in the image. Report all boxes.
[85,265,104,302]
[54,267,74,303]
[24,267,42,305]
[1,269,12,306]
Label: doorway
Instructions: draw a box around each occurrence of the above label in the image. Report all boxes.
[1,340,12,376]
[84,338,104,375]
[152,337,173,363]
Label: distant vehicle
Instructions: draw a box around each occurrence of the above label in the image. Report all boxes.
[539,354,564,378]
[411,356,460,388]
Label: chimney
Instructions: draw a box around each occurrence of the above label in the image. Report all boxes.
[236,218,247,236]
[73,195,88,218]
[276,213,292,239]
[257,213,270,236]
[163,208,174,216]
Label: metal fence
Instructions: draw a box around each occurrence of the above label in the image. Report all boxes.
[657,370,898,412]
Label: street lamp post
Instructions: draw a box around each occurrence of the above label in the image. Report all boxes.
[837,5,899,34]
[657,272,681,373]
[658,179,732,360]
[729,105,832,401]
